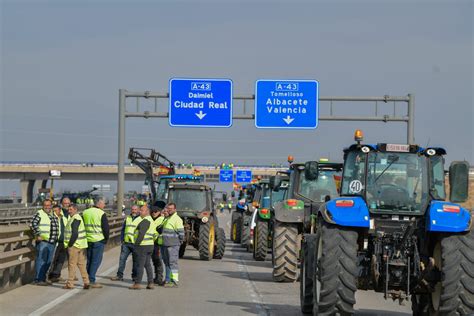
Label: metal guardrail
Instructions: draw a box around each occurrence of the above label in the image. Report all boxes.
[0,213,124,293]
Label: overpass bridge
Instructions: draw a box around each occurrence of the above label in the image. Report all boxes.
[0,162,287,203]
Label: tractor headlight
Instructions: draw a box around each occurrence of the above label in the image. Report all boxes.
[201,217,209,223]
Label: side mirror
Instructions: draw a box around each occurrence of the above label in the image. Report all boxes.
[270,176,281,191]
[223,193,227,202]
[231,191,235,198]
[304,161,319,180]
[449,161,469,203]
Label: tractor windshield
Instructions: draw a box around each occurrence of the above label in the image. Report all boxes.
[297,170,340,202]
[155,179,169,201]
[168,189,208,212]
[271,181,288,206]
[342,151,429,214]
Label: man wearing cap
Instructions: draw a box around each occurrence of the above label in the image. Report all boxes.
[111,204,141,281]
[62,203,90,289]
[129,205,156,290]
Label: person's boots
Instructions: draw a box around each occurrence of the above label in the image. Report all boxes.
[128,283,142,290]
[146,282,155,290]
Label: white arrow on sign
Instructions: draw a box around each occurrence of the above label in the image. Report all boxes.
[283,116,294,125]
[195,111,207,120]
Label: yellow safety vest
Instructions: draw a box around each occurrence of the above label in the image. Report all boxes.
[64,214,88,249]
[133,216,156,246]
[123,215,143,243]
[162,212,184,246]
[154,216,165,245]
[36,209,51,240]
[83,207,105,242]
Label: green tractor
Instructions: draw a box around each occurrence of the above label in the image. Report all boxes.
[253,175,288,261]
[167,182,226,261]
[256,161,343,282]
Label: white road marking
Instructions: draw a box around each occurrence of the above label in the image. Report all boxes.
[28,264,118,316]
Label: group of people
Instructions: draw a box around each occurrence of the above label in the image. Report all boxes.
[111,202,184,290]
[31,197,109,289]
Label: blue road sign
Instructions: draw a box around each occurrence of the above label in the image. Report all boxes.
[169,78,233,128]
[255,80,319,129]
[219,170,234,183]
[236,170,252,183]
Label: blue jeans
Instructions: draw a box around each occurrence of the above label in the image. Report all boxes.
[86,241,105,283]
[116,243,135,279]
[34,241,56,282]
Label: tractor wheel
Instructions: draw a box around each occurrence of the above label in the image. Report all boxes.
[414,230,474,315]
[231,212,242,243]
[254,219,268,261]
[272,221,299,282]
[178,243,186,258]
[213,227,226,259]
[313,221,358,315]
[198,219,216,261]
[241,213,251,248]
[300,233,317,314]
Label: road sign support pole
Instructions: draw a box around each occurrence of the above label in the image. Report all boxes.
[117,89,126,214]
[407,93,415,144]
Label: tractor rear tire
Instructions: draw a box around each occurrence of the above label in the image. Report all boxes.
[313,221,358,315]
[178,243,186,258]
[272,221,299,282]
[254,219,268,261]
[198,219,216,261]
[300,234,317,314]
[231,212,242,243]
[213,227,226,259]
[415,229,474,315]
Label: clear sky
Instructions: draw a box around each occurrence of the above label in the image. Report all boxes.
[1,0,473,196]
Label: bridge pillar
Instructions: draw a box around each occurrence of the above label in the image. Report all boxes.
[20,180,35,204]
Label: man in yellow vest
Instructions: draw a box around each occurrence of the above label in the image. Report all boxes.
[151,206,165,285]
[30,199,59,285]
[48,205,69,282]
[111,204,141,281]
[129,204,156,290]
[83,197,109,288]
[162,202,184,288]
[62,203,90,289]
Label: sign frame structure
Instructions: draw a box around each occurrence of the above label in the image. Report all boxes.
[235,170,253,183]
[169,78,233,128]
[219,169,234,183]
[254,79,319,130]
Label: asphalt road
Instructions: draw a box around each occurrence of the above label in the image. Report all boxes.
[0,211,412,316]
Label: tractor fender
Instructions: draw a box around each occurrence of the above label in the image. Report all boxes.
[426,201,471,233]
[319,197,370,228]
[273,200,304,223]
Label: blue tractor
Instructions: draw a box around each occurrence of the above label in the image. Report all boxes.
[300,130,472,315]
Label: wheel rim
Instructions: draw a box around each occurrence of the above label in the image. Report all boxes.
[209,222,215,257]
[431,242,442,311]
[232,223,237,240]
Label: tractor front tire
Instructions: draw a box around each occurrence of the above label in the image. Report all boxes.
[313,222,358,315]
[254,219,268,261]
[300,234,317,314]
[272,221,299,282]
[213,227,226,259]
[198,219,216,261]
[231,212,242,243]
